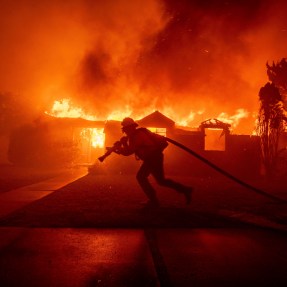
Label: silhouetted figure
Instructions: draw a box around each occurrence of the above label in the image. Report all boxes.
[114,117,193,208]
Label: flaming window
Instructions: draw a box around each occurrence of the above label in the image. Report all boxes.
[147,127,166,137]
[81,128,105,148]
[90,128,105,148]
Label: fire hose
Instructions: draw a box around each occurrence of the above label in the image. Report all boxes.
[96,136,287,204]
[165,137,287,205]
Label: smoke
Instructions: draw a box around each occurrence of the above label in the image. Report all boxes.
[71,0,168,117]
[1,0,287,133]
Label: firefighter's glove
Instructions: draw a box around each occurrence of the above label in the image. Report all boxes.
[120,136,128,145]
[114,141,122,147]
[113,141,122,154]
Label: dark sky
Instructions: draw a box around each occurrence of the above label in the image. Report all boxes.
[1,0,287,133]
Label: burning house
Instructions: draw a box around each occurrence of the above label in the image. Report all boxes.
[2,0,287,179]
[7,108,261,178]
[8,114,106,167]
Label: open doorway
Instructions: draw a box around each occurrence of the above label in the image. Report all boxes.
[204,128,225,151]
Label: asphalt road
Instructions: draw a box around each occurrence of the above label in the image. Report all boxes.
[0,167,287,286]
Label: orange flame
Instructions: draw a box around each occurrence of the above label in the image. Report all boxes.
[46,98,252,134]
[91,128,105,148]
[45,99,97,120]
[217,109,249,129]
[80,128,105,148]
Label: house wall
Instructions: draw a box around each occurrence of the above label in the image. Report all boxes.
[6,115,261,177]
[225,135,261,178]
[164,131,261,179]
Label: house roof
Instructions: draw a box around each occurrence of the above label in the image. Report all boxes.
[138,111,175,128]
[200,118,231,129]
[42,113,105,128]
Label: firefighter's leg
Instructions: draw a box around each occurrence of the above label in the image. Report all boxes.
[136,161,159,205]
[150,153,193,204]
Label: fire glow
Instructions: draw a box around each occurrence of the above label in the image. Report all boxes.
[217,109,250,128]
[81,128,105,148]
[2,0,287,141]
[46,98,251,132]
[46,99,97,121]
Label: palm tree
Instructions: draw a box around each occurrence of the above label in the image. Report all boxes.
[256,82,285,177]
[267,58,287,110]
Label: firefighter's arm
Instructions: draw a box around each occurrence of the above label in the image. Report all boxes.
[114,137,134,156]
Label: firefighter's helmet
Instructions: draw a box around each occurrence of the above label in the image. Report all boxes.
[121,117,138,128]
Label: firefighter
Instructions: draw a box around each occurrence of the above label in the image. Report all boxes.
[114,117,193,208]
